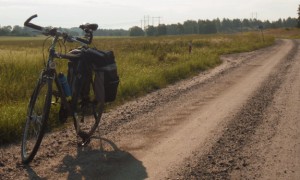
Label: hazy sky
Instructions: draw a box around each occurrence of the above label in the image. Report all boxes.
[0,0,298,29]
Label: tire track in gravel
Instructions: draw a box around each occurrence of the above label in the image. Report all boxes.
[172,40,298,179]
[101,39,295,179]
[230,40,300,180]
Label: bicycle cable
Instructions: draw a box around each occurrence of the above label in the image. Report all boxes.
[42,36,51,67]
[62,39,67,54]
[57,38,63,55]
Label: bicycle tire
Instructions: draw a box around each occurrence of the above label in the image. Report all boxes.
[21,77,52,164]
[72,78,104,145]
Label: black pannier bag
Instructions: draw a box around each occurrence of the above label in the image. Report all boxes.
[67,48,119,103]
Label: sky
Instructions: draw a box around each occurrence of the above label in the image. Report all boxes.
[0,0,299,30]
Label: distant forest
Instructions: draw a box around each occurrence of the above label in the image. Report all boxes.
[0,17,297,37]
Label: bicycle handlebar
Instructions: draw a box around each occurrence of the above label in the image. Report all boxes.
[24,14,97,45]
[24,14,43,31]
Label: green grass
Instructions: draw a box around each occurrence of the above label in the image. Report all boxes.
[0,32,274,144]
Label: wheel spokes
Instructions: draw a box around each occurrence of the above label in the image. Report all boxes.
[29,114,43,137]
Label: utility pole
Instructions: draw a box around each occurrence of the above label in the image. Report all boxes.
[158,16,161,25]
[152,17,162,26]
[143,15,150,30]
[152,17,154,26]
[251,12,258,19]
[144,15,146,30]
[142,15,162,29]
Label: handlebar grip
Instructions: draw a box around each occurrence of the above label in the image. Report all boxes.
[24,14,43,31]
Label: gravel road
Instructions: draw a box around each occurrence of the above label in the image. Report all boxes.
[1,39,299,180]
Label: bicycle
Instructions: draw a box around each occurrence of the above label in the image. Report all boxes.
[21,14,106,164]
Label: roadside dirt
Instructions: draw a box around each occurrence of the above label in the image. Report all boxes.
[0,39,299,180]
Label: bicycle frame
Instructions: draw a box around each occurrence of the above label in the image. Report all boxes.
[41,35,73,121]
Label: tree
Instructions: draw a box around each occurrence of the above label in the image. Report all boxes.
[275,18,283,28]
[198,20,217,34]
[264,20,272,29]
[0,26,12,36]
[11,25,23,36]
[146,25,156,36]
[221,18,232,32]
[129,26,144,36]
[166,24,179,35]
[157,24,167,36]
[205,20,217,34]
[177,23,184,34]
[232,19,241,29]
[198,20,206,34]
[183,20,198,34]
[214,18,221,33]
[298,4,300,28]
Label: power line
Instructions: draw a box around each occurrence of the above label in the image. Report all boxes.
[152,17,162,26]
[141,15,162,30]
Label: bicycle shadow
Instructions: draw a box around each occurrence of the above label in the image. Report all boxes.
[57,137,148,180]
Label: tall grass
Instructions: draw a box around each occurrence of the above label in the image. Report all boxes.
[0,33,274,144]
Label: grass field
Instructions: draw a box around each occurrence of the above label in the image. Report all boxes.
[0,31,276,144]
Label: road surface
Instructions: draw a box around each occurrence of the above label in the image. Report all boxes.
[1,39,299,180]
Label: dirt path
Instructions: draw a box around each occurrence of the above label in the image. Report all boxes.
[0,39,299,180]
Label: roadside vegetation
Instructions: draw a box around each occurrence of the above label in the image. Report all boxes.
[265,27,300,39]
[0,32,275,144]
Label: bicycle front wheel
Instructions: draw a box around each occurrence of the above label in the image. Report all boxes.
[21,77,52,164]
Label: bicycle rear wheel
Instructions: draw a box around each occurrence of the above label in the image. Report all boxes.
[74,99,103,145]
[72,73,104,145]
[21,77,52,164]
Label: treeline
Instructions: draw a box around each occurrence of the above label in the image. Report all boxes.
[0,17,297,37]
[0,26,33,36]
[131,17,298,36]
[0,25,83,37]
[93,29,128,36]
